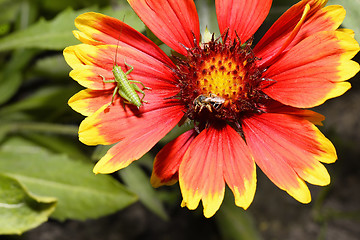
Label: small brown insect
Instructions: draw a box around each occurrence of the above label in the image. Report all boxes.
[193,93,225,113]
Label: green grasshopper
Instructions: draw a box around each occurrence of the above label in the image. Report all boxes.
[97,16,149,109]
[101,18,150,109]
[101,61,151,109]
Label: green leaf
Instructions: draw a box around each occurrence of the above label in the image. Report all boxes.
[0,122,79,144]
[0,136,137,221]
[0,72,21,105]
[0,49,38,105]
[0,8,81,51]
[195,0,220,37]
[0,86,76,116]
[0,5,146,51]
[120,161,168,220]
[216,191,261,240]
[0,174,56,235]
[0,23,10,36]
[91,144,113,163]
[0,0,21,25]
[32,54,72,81]
[159,123,193,144]
[22,133,89,162]
[40,0,109,13]
[14,0,39,30]
[327,0,360,42]
[102,5,146,33]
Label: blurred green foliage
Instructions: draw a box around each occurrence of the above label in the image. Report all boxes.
[0,174,56,234]
[0,0,358,238]
[0,0,155,234]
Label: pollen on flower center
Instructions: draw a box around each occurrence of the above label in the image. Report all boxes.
[175,34,268,127]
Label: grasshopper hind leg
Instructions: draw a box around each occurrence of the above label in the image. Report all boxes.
[131,83,148,103]
[129,80,151,91]
[129,80,151,103]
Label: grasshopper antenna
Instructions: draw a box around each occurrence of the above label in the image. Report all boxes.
[103,14,150,110]
[114,15,126,67]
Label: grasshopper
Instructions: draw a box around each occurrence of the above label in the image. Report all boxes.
[101,21,151,109]
[101,60,151,109]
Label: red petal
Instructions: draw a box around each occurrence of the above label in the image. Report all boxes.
[259,4,310,68]
[179,124,226,218]
[78,92,185,173]
[151,130,197,187]
[128,0,200,56]
[65,44,178,91]
[255,0,345,66]
[216,0,272,43]
[222,124,256,210]
[242,113,337,203]
[74,12,173,66]
[79,91,184,144]
[259,100,325,126]
[262,31,359,108]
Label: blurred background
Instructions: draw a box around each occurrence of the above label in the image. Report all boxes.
[0,0,359,239]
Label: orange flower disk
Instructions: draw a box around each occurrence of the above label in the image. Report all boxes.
[64,0,359,218]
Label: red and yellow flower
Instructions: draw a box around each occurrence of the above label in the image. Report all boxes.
[64,0,359,217]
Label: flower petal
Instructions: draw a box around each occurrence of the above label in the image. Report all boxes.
[73,12,173,66]
[79,90,183,143]
[259,3,310,68]
[179,124,227,218]
[86,99,185,174]
[260,99,325,126]
[215,0,272,43]
[68,89,114,116]
[151,129,197,187]
[242,113,337,203]
[262,30,360,108]
[127,0,200,56]
[64,44,118,90]
[222,124,256,210]
[64,44,178,90]
[255,0,346,66]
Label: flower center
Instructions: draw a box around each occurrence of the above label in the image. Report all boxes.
[175,35,269,129]
[198,53,246,99]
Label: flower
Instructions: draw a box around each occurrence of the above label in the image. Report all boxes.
[64,0,359,218]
